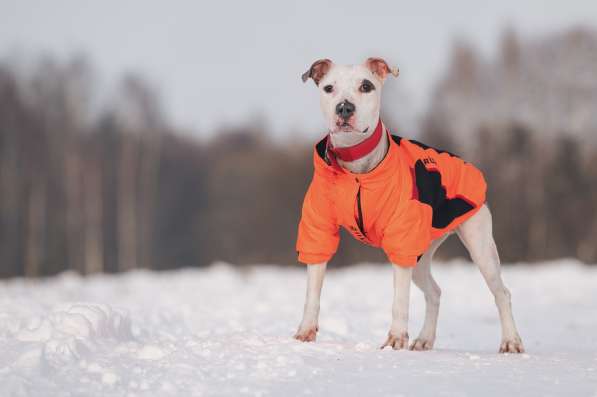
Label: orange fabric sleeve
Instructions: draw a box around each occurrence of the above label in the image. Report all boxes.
[296,175,340,264]
[381,199,433,267]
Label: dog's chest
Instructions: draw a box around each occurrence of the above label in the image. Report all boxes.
[329,172,408,248]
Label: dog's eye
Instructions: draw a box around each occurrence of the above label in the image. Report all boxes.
[323,84,333,93]
[359,80,375,93]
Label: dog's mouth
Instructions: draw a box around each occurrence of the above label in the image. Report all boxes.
[333,119,368,134]
[338,121,352,131]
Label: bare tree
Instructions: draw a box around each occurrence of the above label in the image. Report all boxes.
[83,154,104,274]
[24,177,46,277]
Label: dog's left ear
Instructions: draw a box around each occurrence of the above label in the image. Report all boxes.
[365,57,399,80]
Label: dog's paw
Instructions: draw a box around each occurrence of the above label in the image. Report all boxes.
[293,325,318,342]
[409,337,435,351]
[380,331,409,350]
[499,336,525,353]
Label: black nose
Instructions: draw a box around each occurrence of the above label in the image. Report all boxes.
[335,100,356,120]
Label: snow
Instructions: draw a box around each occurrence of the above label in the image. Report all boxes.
[1,260,596,396]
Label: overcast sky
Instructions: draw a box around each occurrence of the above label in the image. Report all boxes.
[2,0,597,139]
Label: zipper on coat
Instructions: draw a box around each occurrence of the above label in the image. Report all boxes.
[356,187,366,236]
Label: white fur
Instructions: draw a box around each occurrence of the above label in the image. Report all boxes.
[318,63,388,174]
[294,262,326,342]
[318,63,383,136]
[295,60,524,353]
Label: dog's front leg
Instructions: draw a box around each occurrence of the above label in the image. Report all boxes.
[294,262,327,342]
[381,265,413,349]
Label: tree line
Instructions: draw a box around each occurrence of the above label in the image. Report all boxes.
[1,28,596,277]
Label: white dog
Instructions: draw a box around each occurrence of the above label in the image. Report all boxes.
[293,57,524,353]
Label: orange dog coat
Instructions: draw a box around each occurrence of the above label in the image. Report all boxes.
[296,126,486,267]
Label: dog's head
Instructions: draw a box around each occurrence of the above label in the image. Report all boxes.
[302,58,398,142]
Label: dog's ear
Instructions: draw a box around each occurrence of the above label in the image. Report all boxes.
[302,59,333,85]
[365,57,399,80]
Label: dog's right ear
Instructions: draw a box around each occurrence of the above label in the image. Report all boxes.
[301,59,333,86]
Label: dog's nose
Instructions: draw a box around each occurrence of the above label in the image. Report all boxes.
[335,100,355,120]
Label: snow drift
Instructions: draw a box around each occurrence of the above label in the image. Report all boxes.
[0,260,596,396]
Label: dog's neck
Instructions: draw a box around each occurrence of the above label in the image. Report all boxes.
[328,120,389,174]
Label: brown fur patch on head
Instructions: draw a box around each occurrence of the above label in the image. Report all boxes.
[302,59,333,85]
[365,57,399,80]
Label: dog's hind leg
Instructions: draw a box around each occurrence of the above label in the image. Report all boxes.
[409,234,448,351]
[457,204,524,353]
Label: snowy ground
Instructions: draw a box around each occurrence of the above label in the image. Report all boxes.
[0,260,596,397]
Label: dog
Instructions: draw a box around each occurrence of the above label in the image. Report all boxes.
[293,57,524,353]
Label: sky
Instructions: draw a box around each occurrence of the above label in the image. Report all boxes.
[1,0,597,139]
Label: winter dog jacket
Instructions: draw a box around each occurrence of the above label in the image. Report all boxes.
[296,123,487,267]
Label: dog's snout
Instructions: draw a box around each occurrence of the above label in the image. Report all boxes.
[335,100,355,120]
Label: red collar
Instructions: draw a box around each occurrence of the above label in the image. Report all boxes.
[326,119,384,164]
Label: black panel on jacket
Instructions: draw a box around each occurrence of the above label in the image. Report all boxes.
[390,135,402,145]
[413,160,474,229]
[316,136,328,160]
[408,139,461,159]
[390,134,458,159]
